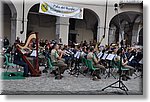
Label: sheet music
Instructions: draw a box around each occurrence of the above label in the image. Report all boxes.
[64,50,70,56]
[106,54,115,60]
[101,53,108,60]
[129,56,134,62]
[139,58,143,64]
[30,50,37,57]
[74,51,81,59]
[97,52,103,59]
[68,49,74,55]
[21,49,27,54]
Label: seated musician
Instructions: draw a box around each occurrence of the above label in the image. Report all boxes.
[62,45,74,65]
[114,48,135,80]
[80,46,87,58]
[73,45,83,66]
[128,48,143,69]
[87,47,105,79]
[13,47,30,77]
[50,43,67,79]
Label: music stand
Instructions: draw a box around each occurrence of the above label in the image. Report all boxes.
[105,54,116,79]
[70,51,85,77]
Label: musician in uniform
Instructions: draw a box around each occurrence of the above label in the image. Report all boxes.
[50,43,68,79]
[87,47,105,79]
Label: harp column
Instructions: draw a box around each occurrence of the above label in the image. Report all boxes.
[55,17,69,45]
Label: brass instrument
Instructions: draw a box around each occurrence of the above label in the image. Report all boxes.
[95,35,105,51]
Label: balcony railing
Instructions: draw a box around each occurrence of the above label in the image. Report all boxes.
[119,0,143,8]
[120,0,143,4]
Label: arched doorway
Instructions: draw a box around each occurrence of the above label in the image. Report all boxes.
[108,11,142,46]
[2,1,17,45]
[27,3,56,41]
[68,9,99,45]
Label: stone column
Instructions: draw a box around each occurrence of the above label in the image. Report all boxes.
[15,17,27,43]
[55,17,69,45]
[10,17,17,45]
[108,27,116,44]
[0,1,2,39]
[97,24,109,45]
[97,25,101,43]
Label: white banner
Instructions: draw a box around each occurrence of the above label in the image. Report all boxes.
[39,0,84,19]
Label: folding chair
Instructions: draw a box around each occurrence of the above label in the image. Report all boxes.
[4,54,18,75]
[86,59,100,79]
[81,57,89,74]
[110,60,129,79]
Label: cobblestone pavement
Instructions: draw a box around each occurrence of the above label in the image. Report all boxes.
[0,67,143,95]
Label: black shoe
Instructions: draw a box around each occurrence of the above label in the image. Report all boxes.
[23,74,29,77]
[96,75,101,79]
[55,75,62,80]
[122,76,127,81]
[51,70,59,76]
[50,70,55,74]
[92,76,99,81]
[60,75,64,78]
[126,76,131,80]
[42,69,48,73]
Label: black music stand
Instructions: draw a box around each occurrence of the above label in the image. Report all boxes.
[101,46,128,94]
[70,51,85,77]
[105,54,116,79]
[100,53,108,74]
[101,3,128,94]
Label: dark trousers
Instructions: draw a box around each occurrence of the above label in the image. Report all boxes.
[14,60,29,75]
[128,59,139,68]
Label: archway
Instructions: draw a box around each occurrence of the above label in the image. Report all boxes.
[108,11,142,46]
[68,8,100,45]
[2,1,17,45]
[27,3,56,41]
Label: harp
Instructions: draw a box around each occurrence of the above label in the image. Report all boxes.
[16,32,41,76]
[17,34,36,51]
